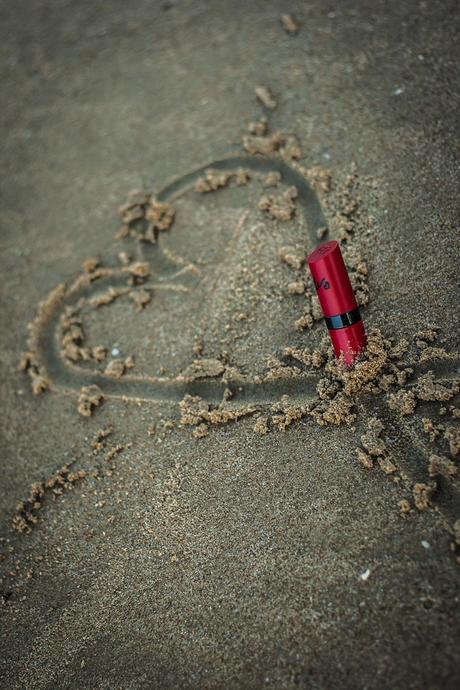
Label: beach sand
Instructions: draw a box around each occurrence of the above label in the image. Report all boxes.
[0,1,459,688]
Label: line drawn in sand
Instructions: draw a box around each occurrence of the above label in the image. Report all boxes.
[20,152,460,542]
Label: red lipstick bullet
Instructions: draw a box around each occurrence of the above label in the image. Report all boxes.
[307,240,366,365]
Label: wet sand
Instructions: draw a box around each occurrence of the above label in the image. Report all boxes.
[1,1,459,688]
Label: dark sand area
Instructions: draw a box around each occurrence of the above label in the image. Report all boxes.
[0,1,459,688]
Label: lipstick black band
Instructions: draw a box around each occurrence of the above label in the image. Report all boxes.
[325,307,361,330]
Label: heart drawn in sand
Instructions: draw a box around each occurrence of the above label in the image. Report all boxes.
[18,149,460,540]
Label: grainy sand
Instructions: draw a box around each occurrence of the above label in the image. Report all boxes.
[1,1,459,689]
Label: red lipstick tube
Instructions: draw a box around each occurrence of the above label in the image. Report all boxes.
[307,240,366,365]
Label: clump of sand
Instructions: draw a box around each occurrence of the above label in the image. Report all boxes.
[243,119,302,161]
[243,131,285,156]
[117,190,175,243]
[278,245,305,271]
[195,170,232,193]
[255,85,277,109]
[280,136,303,160]
[413,482,436,511]
[253,415,269,435]
[283,345,325,369]
[428,454,457,478]
[355,417,398,475]
[129,288,152,312]
[415,372,459,402]
[259,186,298,221]
[17,352,50,395]
[263,171,281,188]
[388,389,417,415]
[326,329,411,397]
[179,394,256,438]
[104,359,126,378]
[195,168,251,193]
[78,385,104,417]
[248,117,268,136]
[146,199,175,231]
[281,13,300,34]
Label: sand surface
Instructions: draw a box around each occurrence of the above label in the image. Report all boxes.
[1,1,459,688]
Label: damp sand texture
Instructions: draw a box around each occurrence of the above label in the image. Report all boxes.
[1,2,460,690]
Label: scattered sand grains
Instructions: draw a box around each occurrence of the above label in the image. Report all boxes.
[92,427,113,454]
[105,445,124,462]
[181,358,225,381]
[283,346,325,368]
[12,464,86,533]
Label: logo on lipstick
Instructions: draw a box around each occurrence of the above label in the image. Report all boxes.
[314,277,330,290]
